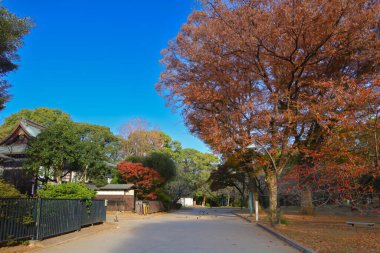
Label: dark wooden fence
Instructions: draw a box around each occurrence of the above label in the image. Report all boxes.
[0,198,106,243]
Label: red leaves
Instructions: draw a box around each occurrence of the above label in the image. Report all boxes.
[117,162,164,200]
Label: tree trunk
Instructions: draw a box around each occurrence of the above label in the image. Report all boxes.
[300,185,315,215]
[202,195,206,207]
[266,171,280,224]
[227,191,230,207]
[241,180,246,209]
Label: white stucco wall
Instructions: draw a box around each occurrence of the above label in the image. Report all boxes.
[178,197,194,207]
[96,189,134,196]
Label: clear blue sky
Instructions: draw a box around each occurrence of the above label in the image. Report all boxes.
[1,0,210,153]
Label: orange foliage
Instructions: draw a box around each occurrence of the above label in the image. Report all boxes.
[157,0,380,220]
[117,161,164,200]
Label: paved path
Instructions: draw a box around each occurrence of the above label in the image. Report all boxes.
[34,208,297,253]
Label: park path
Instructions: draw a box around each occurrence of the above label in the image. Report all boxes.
[33,208,297,253]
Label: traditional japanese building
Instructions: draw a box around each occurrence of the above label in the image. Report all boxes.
[0,119,45,195]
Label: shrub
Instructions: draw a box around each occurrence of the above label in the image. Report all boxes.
[175,203,182,209]
[0,179,21,197]
[37,182,95,200]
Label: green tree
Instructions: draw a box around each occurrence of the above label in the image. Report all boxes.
[124,152,176,182]
[168,148,219,205]
[25,120,80,184]
[0,179,21,197]
[0,6,32,111]
[74,123,120,185]
[0,108,72,138]
[25,120,120,185]
[143,152,176,182]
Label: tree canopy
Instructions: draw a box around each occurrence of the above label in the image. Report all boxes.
[117,161,164,200]
[24,115,120,185]
[0,7,32,111]
[119,118,172,157]
[157,0,380,223]
[25,120,79,184]
[0,107,71,138]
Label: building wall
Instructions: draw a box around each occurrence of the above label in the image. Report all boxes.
[95,194,135,211]
[178,197,194,207]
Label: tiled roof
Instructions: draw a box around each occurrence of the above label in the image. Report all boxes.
[86,183,135,191]
[0,119,45,146]
[99,184,135,190]
[20,119,44,137]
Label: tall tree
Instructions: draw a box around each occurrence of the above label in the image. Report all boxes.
[157,0,380,223]
[0,6,32,110]
[24,118,120,185]
[25,120,79,184]
[74,123,120,184]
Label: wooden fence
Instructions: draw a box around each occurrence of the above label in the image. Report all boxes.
[0,198,106,243]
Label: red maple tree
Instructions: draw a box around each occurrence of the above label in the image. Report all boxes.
[117,162,164,200]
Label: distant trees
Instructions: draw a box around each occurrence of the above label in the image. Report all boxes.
[157,0,380,223]
[116,118,220,204]
[166,148,219,206]
[119,118,170,157]
[0,6,32,111]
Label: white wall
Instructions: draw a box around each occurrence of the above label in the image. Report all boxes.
[178,197,194,207]
[96,189,134,196]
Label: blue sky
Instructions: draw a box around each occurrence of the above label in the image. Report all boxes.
[1,0,210,153]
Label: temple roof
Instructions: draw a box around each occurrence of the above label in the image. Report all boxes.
[0,119,45,155]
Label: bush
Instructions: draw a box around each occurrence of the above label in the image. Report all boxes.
[0,179,21,197]
[175,203,182,209]
[37,182,95,200]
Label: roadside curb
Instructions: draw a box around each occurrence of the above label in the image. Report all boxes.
[32,223,117,249]
[231,211,252,223]
[256,223,316,253]
[231,212,315,253]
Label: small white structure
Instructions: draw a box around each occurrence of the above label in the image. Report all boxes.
[178,197,194,207]
[88,184,136,211]
[95,184,135,196]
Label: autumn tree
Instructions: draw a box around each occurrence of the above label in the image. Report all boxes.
[119,118,173,158]
[117,161,164,200]
[157,0,380,223]
[0,6,32,111]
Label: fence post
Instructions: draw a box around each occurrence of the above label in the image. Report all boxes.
[35,198,42,240]
[78,200,83,230]
[255,201,259,222]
